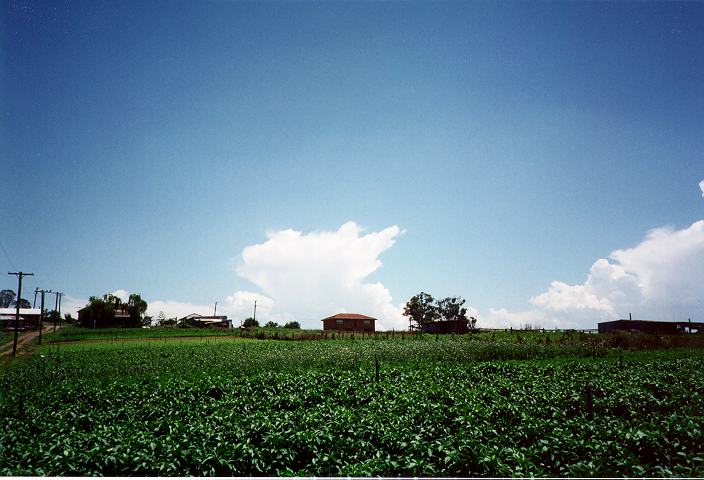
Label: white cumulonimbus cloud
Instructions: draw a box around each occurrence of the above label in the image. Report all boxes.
[485,183,704,329]
[225,222,408,330]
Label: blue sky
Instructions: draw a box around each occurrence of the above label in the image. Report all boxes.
[2,1,703,328]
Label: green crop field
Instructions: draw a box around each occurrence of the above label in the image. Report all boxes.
[1,333,703,476]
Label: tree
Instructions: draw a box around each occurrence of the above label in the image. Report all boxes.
[64,313,75,324]
[403,292,439,330]
[156,311,177,327]
[102,293,123,309]
[156,311,176,327]
[0,289,15,308]
[13,298,31,309]
[263,321,278,328]
[79,296,115,328]
[284,321,301,329]
[437,296,468,322]
[126,293,148,326]
[242,317,259,328]
[79,293,148,328]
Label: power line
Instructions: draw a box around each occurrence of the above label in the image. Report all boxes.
[0,238,17,271]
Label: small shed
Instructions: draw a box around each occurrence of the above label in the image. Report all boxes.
[423,319,470,334]
[0,308,41,331]
[321,313,376,332]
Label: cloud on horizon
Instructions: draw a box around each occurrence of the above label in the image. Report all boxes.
[63,182,704,330]
[146,299,217,320]
[60,224,475,331]
[485,183,704,329]
[225,222,408,330]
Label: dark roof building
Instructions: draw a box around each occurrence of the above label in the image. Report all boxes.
[598,319,703,334]
[0,308,41,331]
[423,319,471,334]
[179,313,232,328]
[322,313,376,332]
[78,306,132,328]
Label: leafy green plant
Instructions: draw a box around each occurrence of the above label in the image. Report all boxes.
[1,337,703,476]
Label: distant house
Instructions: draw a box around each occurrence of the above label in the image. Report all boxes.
[321,313,376,332]
[78,306,131,328]
[0,308,41,331]
[179,313,232,329]
[598,319,704,334]
[423,319,470,334]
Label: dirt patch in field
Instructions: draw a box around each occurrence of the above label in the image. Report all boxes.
[0,326,57,357]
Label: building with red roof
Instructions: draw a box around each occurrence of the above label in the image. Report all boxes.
[321,313,376,332]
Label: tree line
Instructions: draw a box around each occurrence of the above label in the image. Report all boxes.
[0,289,31,309]
[243,317,301,329]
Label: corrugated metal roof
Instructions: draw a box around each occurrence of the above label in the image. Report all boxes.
[0,308,41,315]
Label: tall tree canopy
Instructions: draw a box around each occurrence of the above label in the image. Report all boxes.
[403,292,439,330]
[436,296,468,322]
[404,292,478,330]
[80,293,148,328]
[14,298,31,309]
[242,317,259,328]
[127,293,148,325]
[0,290,16,308]
[1,290,32,309]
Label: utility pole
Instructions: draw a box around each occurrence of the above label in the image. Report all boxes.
[213,301,217,317]
[52,291,62,333]
[253,300,257,324]
[33,288,39,308]
[37,289,51,345]
[57,292,63,328]
[8,272,34,357]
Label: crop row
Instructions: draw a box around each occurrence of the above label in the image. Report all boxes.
[6,336,620,386]
[1,340,703,476]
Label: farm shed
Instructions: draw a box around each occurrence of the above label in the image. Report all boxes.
[321,313,376,332]
[598,319,704,334]
[0,308,41,331]
[423,319,470,334]
[180,313,232,328]
[78,306,132,328]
